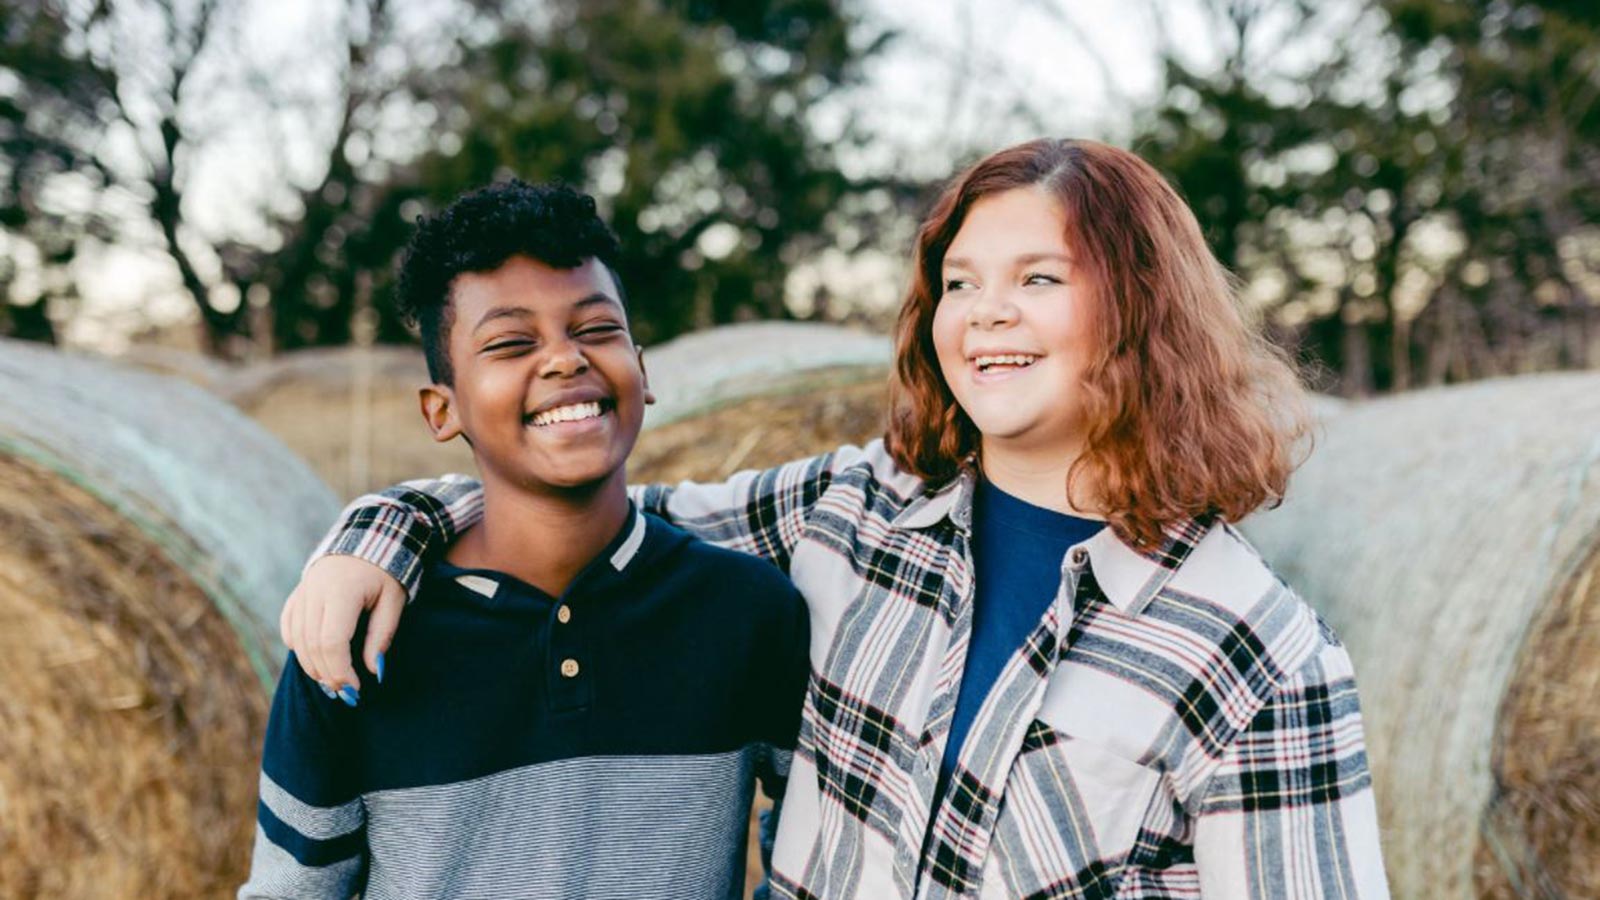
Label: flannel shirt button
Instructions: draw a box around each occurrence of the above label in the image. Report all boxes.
[557,605,572,624]
[560,658,581,678]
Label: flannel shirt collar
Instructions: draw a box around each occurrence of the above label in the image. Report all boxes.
[890,467,1216,616]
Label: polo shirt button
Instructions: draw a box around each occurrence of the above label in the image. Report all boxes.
[557,605,572,624]
[1070,547,1088,566]
[560,658,581,678]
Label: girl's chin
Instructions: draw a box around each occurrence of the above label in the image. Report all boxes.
[974,421,1085,454]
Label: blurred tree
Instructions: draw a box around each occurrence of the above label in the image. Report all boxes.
[1388,0,1600,380]
[2,0,886,356]
[0,0,257,354]
[1131,0,1598,395]
[322,0,887,348]
[0,2,116,344]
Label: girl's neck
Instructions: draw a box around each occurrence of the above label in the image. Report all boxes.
[978,438,1104,520]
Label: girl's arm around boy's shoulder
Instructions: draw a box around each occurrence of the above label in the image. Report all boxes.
[309,473,488,601]
[635,438,909,571]
[301,440,893,598]
[282,440,897,693]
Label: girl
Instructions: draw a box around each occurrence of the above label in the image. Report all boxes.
[283,138,1387,898]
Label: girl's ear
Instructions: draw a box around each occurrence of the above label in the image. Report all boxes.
[419,384,464,442]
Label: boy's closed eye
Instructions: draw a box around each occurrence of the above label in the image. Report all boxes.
[482,338,536,355]
[576,322,626,340]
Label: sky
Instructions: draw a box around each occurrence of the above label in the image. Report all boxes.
[49,0,1248,353]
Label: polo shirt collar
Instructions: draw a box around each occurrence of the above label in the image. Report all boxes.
[441,502,653,604]
[890,466,1215,616]
[608,504,649,571]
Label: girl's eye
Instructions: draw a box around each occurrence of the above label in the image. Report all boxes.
[578,323,624,338]
[943,277,973,293]
[1024,272,1061,286]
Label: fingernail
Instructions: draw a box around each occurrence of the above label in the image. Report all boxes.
[320,683,337,700]
[339,686,360,707]
[375,652,386,685]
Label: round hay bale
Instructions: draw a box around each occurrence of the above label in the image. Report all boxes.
[0,339,340,898]
[1240,372,1600,899]
[632,374,890,483]
[639,321,892,428]
[222,345,478,500]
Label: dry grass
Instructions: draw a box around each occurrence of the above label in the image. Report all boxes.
[0,456,268,898]
[1479,540,1600,899]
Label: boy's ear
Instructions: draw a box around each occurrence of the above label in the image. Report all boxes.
[419,384,463,443]
[636,344,655,405]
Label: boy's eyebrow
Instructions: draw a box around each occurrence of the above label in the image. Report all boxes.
[942,252,1073,270]
[473,306,533,332]
[571,293,623,313]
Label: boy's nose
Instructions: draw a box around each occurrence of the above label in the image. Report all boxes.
[538,341,589,377]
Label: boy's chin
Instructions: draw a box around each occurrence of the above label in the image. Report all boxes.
[521,459,629,494]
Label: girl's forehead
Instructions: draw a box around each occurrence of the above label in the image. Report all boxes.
[945,187,1071,264]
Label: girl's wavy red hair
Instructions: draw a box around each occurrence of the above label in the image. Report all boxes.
[886,138,1310,548]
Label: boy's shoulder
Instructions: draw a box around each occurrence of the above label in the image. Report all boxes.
[645,511,796,585]
[642,511,804,615]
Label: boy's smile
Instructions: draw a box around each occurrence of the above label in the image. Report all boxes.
[422,255,651,494]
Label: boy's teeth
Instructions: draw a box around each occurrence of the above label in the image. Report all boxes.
[531,401,604,426]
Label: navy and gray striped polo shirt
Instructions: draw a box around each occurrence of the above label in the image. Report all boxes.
[240,504,810,899]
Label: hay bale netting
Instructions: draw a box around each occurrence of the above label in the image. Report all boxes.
[0,339,341,898]
[1240,372,1600,899]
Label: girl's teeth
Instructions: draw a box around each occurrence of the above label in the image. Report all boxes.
[976,354,1037,370]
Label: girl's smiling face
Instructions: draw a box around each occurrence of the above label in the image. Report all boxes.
[932,186,1097,463]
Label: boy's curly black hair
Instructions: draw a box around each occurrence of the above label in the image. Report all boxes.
[398,180,625,385]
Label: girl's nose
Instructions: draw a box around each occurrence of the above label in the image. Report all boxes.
[966,287,1020,329]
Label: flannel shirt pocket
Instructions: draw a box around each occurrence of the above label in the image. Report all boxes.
[985,720,1164,899]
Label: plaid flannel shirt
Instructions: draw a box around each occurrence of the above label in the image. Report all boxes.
[316,440,1388,899]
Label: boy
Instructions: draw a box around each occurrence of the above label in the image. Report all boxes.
[240,181,809,899]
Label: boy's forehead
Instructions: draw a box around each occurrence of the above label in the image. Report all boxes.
[451,256,623,324]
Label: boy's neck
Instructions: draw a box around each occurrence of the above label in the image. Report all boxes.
[447,472,632,597]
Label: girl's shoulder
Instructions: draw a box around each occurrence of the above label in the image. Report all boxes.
[1165,521,1341,667]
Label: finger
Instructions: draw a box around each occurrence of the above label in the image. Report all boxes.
[362,581,406,683]
[297,586,328,687]
[282,589,322,687]
[317,595,364,702]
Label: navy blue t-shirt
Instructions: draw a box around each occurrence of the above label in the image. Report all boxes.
[936,479,1105,801]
